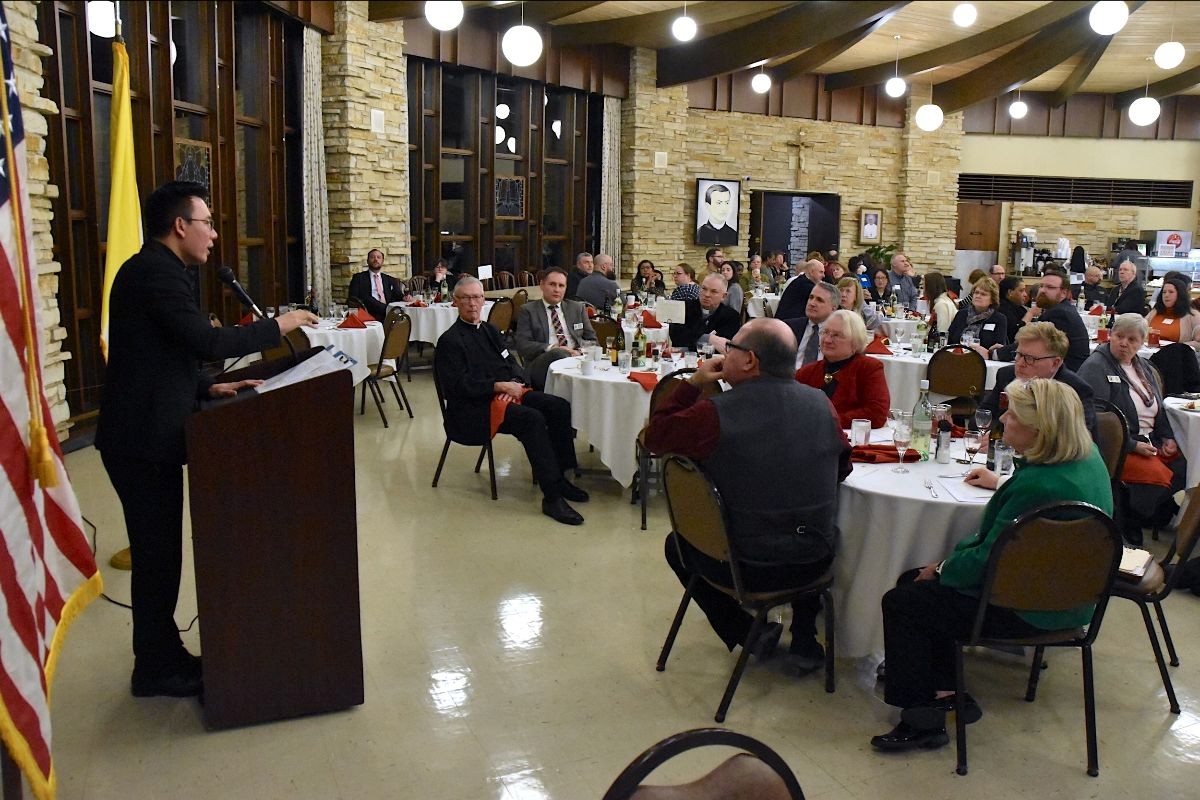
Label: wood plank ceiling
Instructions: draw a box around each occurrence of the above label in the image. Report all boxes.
[371,1,1200,111]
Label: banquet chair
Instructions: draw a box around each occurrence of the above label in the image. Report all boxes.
[951,500,1122,777]
[602,728,805,800]
[591,315,620,348]
[407,275,428,292]
[926,345,986,421]
[359,307,413,428]
[431,353,498,500]
[657,456,835,723]
[634,368,721,530]
[487,297,515,344]
[510,288,529,336]
[1109,485,1200,715]
[494,270,516,289]
[1093,400,1128,481]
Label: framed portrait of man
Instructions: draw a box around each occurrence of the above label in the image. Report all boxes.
[694,178,740,246]
[859,207,882,245]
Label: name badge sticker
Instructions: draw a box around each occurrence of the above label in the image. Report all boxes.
[1107,375,1121,383]
[984,323,996,331]
[501,349,510,358]
[573,322,584,331]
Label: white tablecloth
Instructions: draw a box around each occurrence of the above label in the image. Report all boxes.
[835,445,990,659]
[878,318,919,342]
[1164,398,1200,488]
[391,302,493,344]
[746,294,780,319]
[868,348,1006,410]
[300,320,384,385]
[544,356,655,487]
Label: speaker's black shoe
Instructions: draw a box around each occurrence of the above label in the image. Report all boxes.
[870,722,949,752]
[542,497,584,525]
[901,693,984,729]
[559,479,590,503]
[131,670,203,698]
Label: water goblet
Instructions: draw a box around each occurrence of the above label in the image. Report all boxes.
[974,408,993,433]
[892,412,914,474]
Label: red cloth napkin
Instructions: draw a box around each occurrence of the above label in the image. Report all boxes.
[1089,305,1104,316]
[1121,451,1176,488]
[352,308,377,322]
[627,371,659,391]
[851,445,920,463]
[864,335,892,355]
[587,306,596,319]
[641,310,663,329]
[489,388,529,438]
[238,312,254,326]
[338,314,367,329]
[407,300,428,308]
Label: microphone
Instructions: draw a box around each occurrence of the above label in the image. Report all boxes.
[216,266,265,319]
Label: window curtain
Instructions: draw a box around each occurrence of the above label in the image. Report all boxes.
[600,95,622,273]
[302,27,331,310]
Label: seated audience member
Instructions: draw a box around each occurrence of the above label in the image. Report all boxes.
[994,269,1089,370]
[868,267,891,304]
[436,277,589,526]
[957,269,987,310]
[514,267,597,390]
[705,247,726,275]
[774,259,826,323]
[669,262,701,302]
[743,259,772,294]
[796,309,889,428]
[566,252,594,300]
[429,259,458,299]
[1146,274,1200,348]
[1080,265,1107,310]
[888,253,919,309]
[825,261,846,282]
[1078,313,1186,545]
[1108,259,1147,316]
[631,259,666,296]
[989,264,1006,283]
[977,322,1096,440]
[924,272,957,336]
[670,273,742,351]
[871,379,1112,753]
[836,276,881,333]
[806,250,827,265]
[947,277,1008,356]
[577,253,621,311]
[645,318,850,670]
[720,262,745,313]
[996,276,1029,341]
[792,281,839,367]
[347,248,409,319]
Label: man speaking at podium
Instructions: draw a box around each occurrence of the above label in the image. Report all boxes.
[96,181,318,698]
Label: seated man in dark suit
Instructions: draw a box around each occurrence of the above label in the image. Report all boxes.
[978,321,1096,441]
[435,276,589,525]
[346,248,409,319]
[773,259,825,323]
[991,269,1089,371]
[514,267,597,390]
[669,273,742,351]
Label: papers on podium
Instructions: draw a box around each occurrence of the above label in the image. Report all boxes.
[255,347,363,394]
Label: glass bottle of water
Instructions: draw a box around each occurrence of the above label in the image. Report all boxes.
[911,379,933,461]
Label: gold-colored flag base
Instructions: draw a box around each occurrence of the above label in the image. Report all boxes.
[109,547,132,570]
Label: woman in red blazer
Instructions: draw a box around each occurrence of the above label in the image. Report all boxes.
[795,309,891,428]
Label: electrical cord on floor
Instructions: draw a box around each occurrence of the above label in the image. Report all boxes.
[81,514,201,633]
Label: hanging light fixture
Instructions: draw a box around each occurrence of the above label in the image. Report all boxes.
[952,3,977,28]
[1129,63,1161,126]
[672,0,697,42]
[1089,1,1129,36]
[915,104,944,131]
[751,64,771,94]
[884,35,906,98]
[501,2,543,67]
[425,1,464,32]
[1008,89,1028,119]
[87,1,117,38]
[1154,5,1185,69]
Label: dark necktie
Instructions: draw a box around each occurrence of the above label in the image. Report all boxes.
[804,324,821,364]
[550,305,569,348]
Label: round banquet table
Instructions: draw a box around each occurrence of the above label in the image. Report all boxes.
[543,356,656,487]
[391,301,493,344]
[1164,397,1200,488]
[299,319,383,385]
[834,441,991,659]
[878,318,919,342]
[867,347,1006,410]
[745,293,780,319]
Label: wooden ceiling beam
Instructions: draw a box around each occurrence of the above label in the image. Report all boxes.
[822,1,1092,92]
[368,1,603,24]
[1047,37,1112,108]
[655,1,909,88]
[496,2,608,26]
[1113,63,1200,108]
[769,13,897,85]
[551,2,794,49]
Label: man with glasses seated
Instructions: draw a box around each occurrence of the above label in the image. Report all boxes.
[992,268,1090,371]
[669,273,742,352]
[436,277,589,525]
[977,322,1097,441]
[645,318,850,672]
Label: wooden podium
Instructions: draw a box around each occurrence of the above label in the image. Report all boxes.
[186,366,363,729]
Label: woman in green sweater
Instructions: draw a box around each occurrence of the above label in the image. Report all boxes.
[870,378,1113,753]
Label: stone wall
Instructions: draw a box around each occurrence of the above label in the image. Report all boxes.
[322,1,410,299]
[11,2,69,431]
[1007,203,1139,260]
[621,49,956,276]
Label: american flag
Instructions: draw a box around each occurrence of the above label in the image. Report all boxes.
[0,4,102,799]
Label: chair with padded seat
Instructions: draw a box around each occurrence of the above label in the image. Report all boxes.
[591,315,620,349]
[509,288,529,337]
[950,500,1123,777]
[486,297,515,346]
[602,728,805,800]
[926,345,987,421]
[657,455,835,723]
[1110,484,1200,715]
[430,352,498,500]
[1093,399,1129,481]
[359,307,414,428]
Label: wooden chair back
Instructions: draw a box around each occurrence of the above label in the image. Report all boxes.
[510,288,529,330]
[592,315,620,346]
[486,297,514,332]
[379,307,411,364]
[494,270,516,289]
[1093,400,1128,480]
[407,275,428,292]
[927,345,987,398]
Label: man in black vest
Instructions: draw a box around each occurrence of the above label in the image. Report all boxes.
[645,317,851,672]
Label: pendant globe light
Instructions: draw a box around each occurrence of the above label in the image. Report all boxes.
[1154,7,1184,70]
[672,1,697,42]
[501,2,542,67]
[884,35,906,98]
[751,65,771,94]
[424,1,464,32]
[1089,1,1129,36]
[1128,68,1161,127]
[952,3,977,28]
[1008,89,1028,119]
[87,0,117,38]
[914,104,944,132]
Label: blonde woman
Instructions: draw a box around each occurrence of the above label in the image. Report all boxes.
[836,276,881,333]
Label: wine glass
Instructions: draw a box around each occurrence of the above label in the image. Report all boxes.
[887,408,904,433]
[974,408,993,433]
[892,412,913,474]
[961,428,987,474]
[893,326,909,351]
[961,331,976,348]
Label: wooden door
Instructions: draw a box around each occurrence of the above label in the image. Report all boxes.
[955,201,1001,251]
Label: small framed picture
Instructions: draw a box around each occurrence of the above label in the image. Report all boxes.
[694,178,740,246]
[859,208,882,245]
[495,176,526,220]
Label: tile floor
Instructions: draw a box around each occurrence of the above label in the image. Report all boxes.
[52,370,1200,799]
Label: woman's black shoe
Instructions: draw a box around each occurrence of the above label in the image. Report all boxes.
[901,693,983,729]
[870,721,949,752]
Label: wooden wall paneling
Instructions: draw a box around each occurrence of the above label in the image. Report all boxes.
[714,75,731,112]
[730,72,768,115]
[687,79,717,110]
[216,3,238,319]
[1048,102,1066,136]
[1156,97,1177,141]
[815,75,829,121]
[1102,97,1120,139]
[829,86,862,125]
[780,74,817,120]
[1175,96,1200,140]
[875,91,905,128]
[962,97,995,133]
[559,47,585,91]
[457,23,493,72]
[1010,95,1050,136]
[1063,94,1103,137]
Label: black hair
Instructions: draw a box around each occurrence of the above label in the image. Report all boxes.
[704,183,731,204]
[1155,275,1193,317]
[144,181,209,239]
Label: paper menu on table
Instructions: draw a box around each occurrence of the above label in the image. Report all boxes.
[655,300,686,324]
[936,477,993,504]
